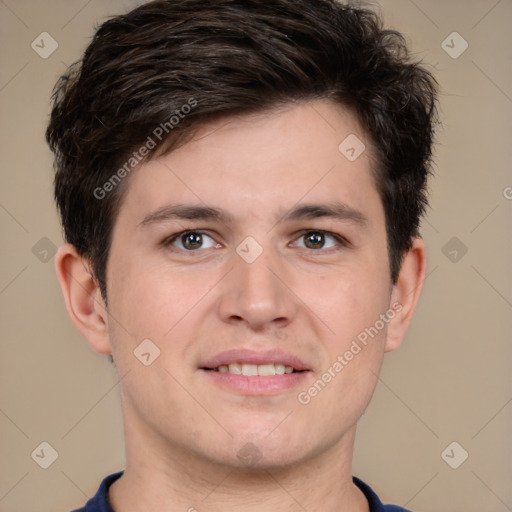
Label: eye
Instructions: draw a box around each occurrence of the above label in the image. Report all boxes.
[165,230,219,251]
[292,230,346,250]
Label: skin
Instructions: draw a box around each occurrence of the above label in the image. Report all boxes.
[56,99,426,511]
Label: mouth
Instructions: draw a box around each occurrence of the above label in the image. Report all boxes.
[202,363,305,376]
[199,349,310,395]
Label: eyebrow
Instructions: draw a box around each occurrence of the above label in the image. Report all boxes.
[277,202,368,227]
[138,204,234,227]
[138,201,368,229]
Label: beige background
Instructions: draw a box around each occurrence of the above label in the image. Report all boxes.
[1,0,511,511]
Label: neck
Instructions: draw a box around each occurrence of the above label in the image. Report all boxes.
[109,405,369,512]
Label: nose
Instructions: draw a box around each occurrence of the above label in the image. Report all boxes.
[217,246,297,331]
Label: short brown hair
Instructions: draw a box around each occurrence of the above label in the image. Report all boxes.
[46,0,438,301]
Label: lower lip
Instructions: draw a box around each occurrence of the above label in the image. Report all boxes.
[201,370,309,395]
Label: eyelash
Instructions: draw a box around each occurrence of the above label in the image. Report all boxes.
[162,229,350,252]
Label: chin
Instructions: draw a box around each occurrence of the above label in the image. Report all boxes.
[217,445,309,472]
[208,427,314,471]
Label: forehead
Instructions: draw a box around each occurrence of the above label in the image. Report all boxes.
[117,99,382,226]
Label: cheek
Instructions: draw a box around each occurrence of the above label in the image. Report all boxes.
[300,272,390,412]
[105,265,203,411]
[104,254,167,363]
[109,263,195,336]
[106,255,222,374]
[294,263,390,347]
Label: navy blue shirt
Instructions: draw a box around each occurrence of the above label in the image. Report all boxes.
[71,471,412,511]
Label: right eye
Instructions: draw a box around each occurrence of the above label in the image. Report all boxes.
[163,230,220,251]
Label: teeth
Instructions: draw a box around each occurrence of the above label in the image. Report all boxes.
[257,364,275,376]
[228,363,242,375]
[241,364,258,376]
[215,363,298,376]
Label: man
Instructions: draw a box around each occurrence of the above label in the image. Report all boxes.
[46,0,437,510]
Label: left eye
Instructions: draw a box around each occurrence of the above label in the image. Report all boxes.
[167,231,218,251]
[292,231,341,250]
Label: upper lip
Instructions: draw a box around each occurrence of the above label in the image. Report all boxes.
[200,349,309,371]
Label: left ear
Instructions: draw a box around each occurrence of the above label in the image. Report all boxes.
[385,237,427,353]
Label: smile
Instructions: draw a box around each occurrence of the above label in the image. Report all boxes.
[199,349,310,394]
[210,363,299,376]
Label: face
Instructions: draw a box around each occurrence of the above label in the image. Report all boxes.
[104,99,394,469]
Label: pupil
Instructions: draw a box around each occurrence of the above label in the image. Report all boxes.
[305,232,324,249]
[183,232,202,249]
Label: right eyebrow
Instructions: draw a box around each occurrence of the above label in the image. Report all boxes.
[138,203,235,228]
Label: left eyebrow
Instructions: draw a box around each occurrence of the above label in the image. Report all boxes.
[277,201,368,228]
[138,201,368,229]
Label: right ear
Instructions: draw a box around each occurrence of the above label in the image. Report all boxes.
[54,243,113,355]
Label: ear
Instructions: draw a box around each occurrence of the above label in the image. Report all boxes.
[385,237,427,353]
[55,243,113,355]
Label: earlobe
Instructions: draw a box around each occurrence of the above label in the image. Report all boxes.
[384,237,427,353]
[54,243,113,355]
